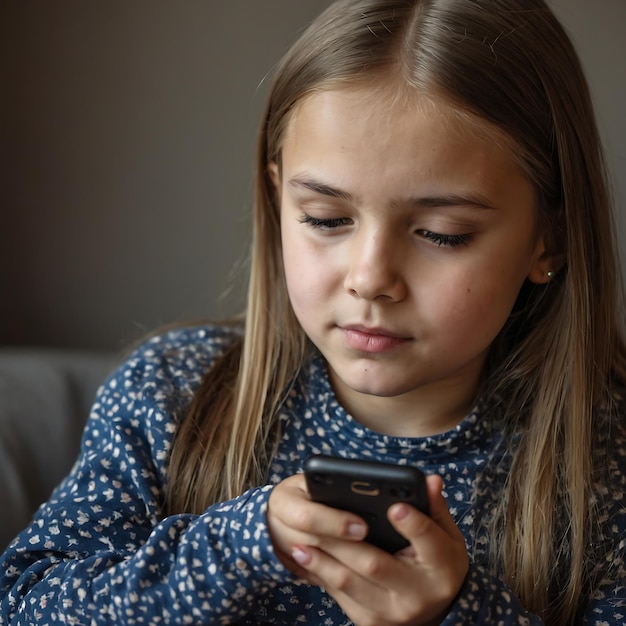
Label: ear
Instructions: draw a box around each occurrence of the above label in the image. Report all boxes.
[526,237,561,284]
[268,161,281,202]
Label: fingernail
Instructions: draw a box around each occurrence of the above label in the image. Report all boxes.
[390,503,410,521]
[292,546,312,566]
[347,522,367,539]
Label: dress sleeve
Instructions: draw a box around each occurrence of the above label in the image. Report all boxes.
[435,563,542,624]
[441,437,626,626]
[441,561,626,625]
[0,331,293,624]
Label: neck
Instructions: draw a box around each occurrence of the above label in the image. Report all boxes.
[329,371,481,438]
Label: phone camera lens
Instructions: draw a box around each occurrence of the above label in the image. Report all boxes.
[312,473,333,486]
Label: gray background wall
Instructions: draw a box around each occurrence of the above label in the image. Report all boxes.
[1,1,624,352]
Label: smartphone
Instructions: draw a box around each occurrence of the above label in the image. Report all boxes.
[303,455,430,553]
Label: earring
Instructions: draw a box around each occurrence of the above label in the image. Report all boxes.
[547,270,555,279]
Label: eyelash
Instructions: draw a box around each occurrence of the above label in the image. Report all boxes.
[418,230,471,248]
[299,214,352,229]
[299,214,471,247]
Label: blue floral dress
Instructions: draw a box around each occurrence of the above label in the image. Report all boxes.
[2,325,625,624]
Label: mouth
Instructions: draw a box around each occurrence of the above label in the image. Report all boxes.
[340,325,412,353]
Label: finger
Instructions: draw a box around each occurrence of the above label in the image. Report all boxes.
[268,475,368,550]
[290,546,325,585]
[292,543,387,600]
[292,544,435,626]
[388,475,461,542]
[385,498,469,615]
[424,474,463,540]
[278,546,324,587]
[386,477,467,566]
[282,501,368,543]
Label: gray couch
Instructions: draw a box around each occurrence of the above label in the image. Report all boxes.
[0,349,116,550]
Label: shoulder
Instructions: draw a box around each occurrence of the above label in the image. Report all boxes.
[121,322,242,385]
[119,323,240,383]
[91,322,242,438]
[72,323,242,490]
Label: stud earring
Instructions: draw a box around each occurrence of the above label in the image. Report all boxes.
[547,270,555,279]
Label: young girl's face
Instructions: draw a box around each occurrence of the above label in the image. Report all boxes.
[271,86,550,435]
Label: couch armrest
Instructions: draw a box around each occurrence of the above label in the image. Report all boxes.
[0,349,116,550]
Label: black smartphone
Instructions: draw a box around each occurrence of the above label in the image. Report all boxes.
[303,455,430,553]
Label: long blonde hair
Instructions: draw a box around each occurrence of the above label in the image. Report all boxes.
[165,1,626,622]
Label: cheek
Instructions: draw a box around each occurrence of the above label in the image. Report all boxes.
[281,236,332,314]
[430,273,521,344]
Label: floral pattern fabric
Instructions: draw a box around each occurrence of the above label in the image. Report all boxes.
[1,325,625,624]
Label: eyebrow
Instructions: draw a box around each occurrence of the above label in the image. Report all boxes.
[411,194,497,211]
[288,176,497,211]
[288,177,354,202]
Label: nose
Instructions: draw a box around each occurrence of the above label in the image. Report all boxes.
[343,230,407,302]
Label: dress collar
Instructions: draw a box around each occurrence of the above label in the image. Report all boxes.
[295,351,498,465]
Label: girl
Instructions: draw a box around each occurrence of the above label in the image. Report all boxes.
[2,0,625,624]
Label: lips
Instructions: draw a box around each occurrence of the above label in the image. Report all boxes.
[341,325,411,353]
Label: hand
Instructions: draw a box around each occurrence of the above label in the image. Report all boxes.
[267,473,468,626]
[267,472,369,579]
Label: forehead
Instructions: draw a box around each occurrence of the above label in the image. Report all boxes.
[277,83,536,217]
[283,82,517,159]
[280,85,523,191]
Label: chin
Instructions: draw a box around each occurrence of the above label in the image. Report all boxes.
[351,382,413,398]
[337,368,417,398]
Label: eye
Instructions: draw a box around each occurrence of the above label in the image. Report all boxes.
[299,214,352,230]
[418,230,471,247]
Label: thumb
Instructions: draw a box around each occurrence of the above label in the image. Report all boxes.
[426,474,456,528]
[423,474,462,540]
[388,474,462,544]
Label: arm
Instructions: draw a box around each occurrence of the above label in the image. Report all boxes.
[440,564,542,625]
[1,331,291,624]
[444,542,625,625]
